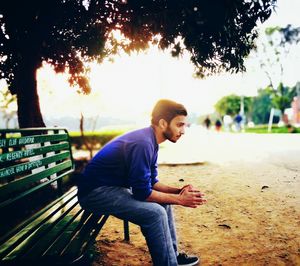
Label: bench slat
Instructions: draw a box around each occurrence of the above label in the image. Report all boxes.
[0,187,78,246]
[0,151,71,179]
[0,192,79,260]
[2,202,81,261]
[0,133,68,149]
[60,214,109,259]
[22,206,84,258]
[0,160,72,199]
[0,169,74,210]
[40,211,95,258]
[44,212,108,260]
[0,142,70,163]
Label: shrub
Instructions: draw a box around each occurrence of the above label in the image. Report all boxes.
[69,130,125,150]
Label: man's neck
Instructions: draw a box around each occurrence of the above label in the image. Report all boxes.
[151,125,166,144]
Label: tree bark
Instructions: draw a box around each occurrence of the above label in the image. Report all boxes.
[15,59,46,128]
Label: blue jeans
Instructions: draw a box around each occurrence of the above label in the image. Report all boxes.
[79,186,178,266]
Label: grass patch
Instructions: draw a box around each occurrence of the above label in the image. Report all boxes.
[69,129,127,150]
[245,125,300,134]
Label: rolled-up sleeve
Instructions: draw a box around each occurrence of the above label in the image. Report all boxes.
[126,141,157,201]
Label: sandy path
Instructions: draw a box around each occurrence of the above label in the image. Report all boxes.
[91,131,300,265]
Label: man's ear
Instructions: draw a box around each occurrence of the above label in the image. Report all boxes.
[158,119,168,130]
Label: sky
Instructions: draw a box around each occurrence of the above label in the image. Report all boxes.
[36,0,300,126]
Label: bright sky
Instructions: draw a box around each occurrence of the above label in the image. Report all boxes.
[37,0,300,125]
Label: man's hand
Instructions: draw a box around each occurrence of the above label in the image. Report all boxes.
[178,186,206,208]
[146,182,206,207]
[180,184,194,193]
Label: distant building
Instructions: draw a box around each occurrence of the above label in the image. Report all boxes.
[291,96,300,125]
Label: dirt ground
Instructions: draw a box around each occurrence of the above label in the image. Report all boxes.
[92,160,300,266]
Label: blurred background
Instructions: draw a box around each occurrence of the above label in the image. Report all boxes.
[1,0,300,160]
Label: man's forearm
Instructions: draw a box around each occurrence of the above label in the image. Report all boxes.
[146,189,181,205]
[152,181,181,194]
[146,186,206,208]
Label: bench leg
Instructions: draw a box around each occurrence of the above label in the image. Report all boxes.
[123,220,130,242]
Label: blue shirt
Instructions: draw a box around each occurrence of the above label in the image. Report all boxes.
[77,126,159,201]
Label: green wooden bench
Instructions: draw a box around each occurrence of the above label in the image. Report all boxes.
[0,128,129,266]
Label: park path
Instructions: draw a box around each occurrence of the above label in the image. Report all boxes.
[158,126,300,168]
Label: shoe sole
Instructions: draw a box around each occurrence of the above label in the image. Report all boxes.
[178,258,200,266]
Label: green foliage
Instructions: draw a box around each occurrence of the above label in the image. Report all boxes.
[215,94,240,116]
[215,82,298,125]
[265,26,281,36]
[0,0,277,90]
[0,0,276,127]
[251,87,273,124]
[242,96,253,118]
[214,94,252,117]
[271,82,296,113]
[251,83,296,124]
[0,87,17,127]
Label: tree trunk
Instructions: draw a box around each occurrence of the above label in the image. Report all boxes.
[16,60,45,128]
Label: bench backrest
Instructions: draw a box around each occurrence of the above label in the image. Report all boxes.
[0,128,74,211]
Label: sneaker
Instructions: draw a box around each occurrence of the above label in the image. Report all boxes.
[177,252,200,266]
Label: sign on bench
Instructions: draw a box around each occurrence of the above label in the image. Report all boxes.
[0,128,74,208]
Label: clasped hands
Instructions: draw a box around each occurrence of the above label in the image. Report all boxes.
[179,184,207,208]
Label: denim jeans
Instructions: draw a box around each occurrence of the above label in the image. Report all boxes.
[79,186,178,266]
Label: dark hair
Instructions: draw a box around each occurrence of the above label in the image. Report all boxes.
[151,99,187,125]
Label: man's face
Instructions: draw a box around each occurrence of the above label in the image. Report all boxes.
[163,115,187,143]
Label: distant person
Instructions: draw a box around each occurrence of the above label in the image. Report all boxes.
[77,99,206,266]
[223,115,232,132]
[234,113,243,132]
[287,123,297,133]
[203,115,211,130]
[215,119,222,132]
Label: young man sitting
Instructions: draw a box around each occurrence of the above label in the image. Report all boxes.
[77,99,206,266]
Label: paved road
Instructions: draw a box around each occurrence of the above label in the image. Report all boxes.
[158,126,300,169]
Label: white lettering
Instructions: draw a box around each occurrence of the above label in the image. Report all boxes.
[16,165,24,173]
[0,139,6,148]
[18,137,35,145]
[8,138,17,146]
[3,149,36,162]
[0,168,15,178]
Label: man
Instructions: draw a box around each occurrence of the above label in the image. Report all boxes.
[203,115,211,130]
[77,99,206,266]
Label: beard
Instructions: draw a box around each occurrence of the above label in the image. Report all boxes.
[163,127,180,143]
